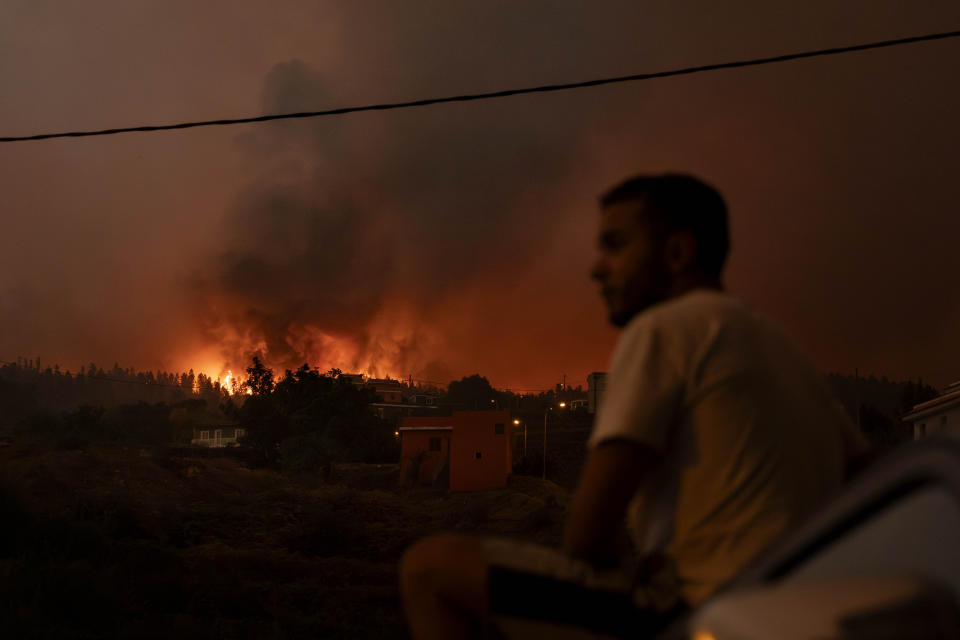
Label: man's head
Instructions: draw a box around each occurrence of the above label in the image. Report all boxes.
[591,173,729,326]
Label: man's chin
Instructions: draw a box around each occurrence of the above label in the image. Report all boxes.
[607,307,636,328]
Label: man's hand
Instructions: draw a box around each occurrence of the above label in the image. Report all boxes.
[563,439,658,566]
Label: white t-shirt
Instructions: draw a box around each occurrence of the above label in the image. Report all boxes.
[590,289,866,605]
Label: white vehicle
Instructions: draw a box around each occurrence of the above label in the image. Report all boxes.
[657,438,960,639]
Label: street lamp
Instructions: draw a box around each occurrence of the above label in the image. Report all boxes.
[513,419,525,457]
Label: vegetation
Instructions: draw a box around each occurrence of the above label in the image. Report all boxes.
[13,399,215,450]
[230,360,399,474]
[0,444,566,639]
[0,358,947,639]
[0,359,226,425]
[826,373,939,446]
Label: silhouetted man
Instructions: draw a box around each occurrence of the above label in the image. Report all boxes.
[400,173,866,639]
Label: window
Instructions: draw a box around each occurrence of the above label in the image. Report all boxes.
[429,437,441,451]
[475,451,482,459]
[920,424,927,437]
[494,423,504,435]
[200,430,210,440]
[235,428,245,439]
[214,429,223,445]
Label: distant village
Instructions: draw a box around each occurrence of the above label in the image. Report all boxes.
[1,356,956,491]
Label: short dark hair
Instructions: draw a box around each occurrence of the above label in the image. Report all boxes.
[600,173,729,276]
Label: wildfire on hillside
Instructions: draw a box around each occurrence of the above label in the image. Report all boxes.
[190,305,422,394]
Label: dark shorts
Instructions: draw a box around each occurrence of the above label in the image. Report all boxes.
[484,538,686,639]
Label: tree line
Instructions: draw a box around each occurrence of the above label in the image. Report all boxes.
[0,359,227,429]
[1,357,942,463]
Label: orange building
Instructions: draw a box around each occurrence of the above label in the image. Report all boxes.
[399,411,512,491]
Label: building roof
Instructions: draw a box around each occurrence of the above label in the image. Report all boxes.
[371,402,439,409]
[367,378,402,386]
[398,426,453,432]
[903,389,960,421]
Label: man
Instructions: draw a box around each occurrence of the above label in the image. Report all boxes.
[400,173,866,639]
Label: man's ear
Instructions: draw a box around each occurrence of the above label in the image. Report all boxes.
[663,230,698,275]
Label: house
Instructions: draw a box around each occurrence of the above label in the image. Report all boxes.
[407,393,439,406]
[370,400,440,420]
[338,372,365,385]
[191,424,246,447]
[399,411,512,491]
[903,380,960,440]
[398,423,452,487]
[366,378,404,403]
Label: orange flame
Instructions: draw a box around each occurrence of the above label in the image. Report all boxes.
[189,300,437,386]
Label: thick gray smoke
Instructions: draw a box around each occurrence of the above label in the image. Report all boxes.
[189,58,586,376]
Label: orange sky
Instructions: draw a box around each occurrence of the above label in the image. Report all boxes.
[1,2,959,390]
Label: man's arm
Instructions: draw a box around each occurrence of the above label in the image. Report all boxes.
[563,438,659,566]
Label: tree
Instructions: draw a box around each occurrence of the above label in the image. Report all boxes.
[858,403,910,446]
[235,361,397,469]
[898,378,939,416]
[447,374,496,410]
[243,357,275,396]
[180,369,196,392]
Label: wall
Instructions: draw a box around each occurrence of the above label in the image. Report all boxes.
[400,411,512,491]
[913,405,960,440]
[448,411,511,491]
[399,426,451,486]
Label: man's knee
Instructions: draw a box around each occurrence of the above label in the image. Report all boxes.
[402,534,469,590]
[400,534,488,613]
[401,535,442,594]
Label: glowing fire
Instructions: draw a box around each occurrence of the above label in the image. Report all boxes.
[195,302,432,385]
[182,299,445,397]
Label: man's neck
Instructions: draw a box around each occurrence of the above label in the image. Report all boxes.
[667,274,723,300]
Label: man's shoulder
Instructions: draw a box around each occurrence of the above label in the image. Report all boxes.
[617,289,793,374]
[627,289,750,335]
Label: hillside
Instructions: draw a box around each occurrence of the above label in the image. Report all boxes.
[0,442,570,639]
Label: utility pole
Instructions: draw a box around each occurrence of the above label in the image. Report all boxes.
[543,410,548,480]
[855,367,861,428]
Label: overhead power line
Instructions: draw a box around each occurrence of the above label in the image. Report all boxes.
[2,29,958,144]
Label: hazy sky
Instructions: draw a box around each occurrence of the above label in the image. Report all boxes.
[2,1,959,390]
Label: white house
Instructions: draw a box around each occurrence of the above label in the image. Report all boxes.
[903,381,960,440]
[191,425,246,447]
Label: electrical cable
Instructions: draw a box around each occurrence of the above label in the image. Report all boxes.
[2,29,958,143]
